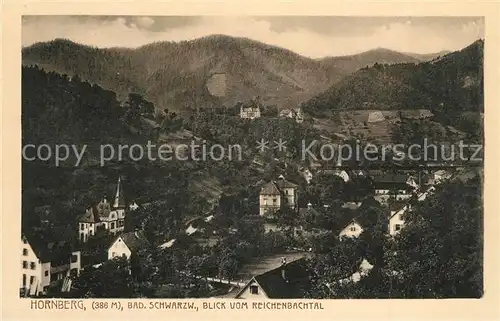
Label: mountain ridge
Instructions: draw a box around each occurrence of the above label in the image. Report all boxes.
[22,35,462,114]
[301,39,484,115]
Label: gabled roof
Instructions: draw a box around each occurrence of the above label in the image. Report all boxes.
[111,231,148,253]
[260,181,281,195]
[260,177,298,195]
[299,205,320,217]
[79,206,100,223]
[274,177,298,189]
[22,228,76,264]
[237,258,310,299]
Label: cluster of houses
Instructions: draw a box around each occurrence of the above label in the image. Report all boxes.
[238,97,304,123]
[258,170,450,238]
[20,176,139,297]
[20,166,451,298]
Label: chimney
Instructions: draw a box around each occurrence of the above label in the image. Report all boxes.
[278,174,285,180]
[307,202,312,209]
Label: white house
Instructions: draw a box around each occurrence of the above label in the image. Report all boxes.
[240,99,261,119]
[20,235,81,297]
[339,220,364,239]
[108,231,148,260]
[388,204,413,236]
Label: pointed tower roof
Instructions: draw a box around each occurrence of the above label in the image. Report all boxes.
[113,176,126,209]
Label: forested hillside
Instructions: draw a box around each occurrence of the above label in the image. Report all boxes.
[303,40,484,115]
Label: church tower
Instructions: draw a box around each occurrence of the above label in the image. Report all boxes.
[111,176,126,233]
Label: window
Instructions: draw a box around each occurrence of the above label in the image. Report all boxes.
[250,285,259,295]
[30,262,36,270]
[22,249,28,256]
[273,198,277,204]
[395,224,401,231]
[30,276,35,285]
[80,224,84,231]
[44,271,49,277]
[399,214,404,221]
[22,261,28,269]
[111,222,115,229]
[285,190,289,195]
[350,226,357,232]
[71,254,78,263]
[90,230,93,236]
[22,274,26,287]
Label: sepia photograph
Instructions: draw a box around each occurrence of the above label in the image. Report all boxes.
[19,15,484,300]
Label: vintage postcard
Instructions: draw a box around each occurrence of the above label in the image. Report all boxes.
[2,1,500,320]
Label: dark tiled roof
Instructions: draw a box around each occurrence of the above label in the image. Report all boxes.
[115,232,148,252]
[252,258,310,299]
[400,109,434,119]
[274,178,298,189]
[260,177,298,196]
[299,206,320,217]
[79,206,100,223]
[260,182,281,195]
[22,228,76,264]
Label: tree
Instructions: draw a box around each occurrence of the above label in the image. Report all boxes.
[70,256,135,298]
[385,175,483,298]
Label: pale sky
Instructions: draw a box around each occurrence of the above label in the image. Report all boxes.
[22,16,484,58]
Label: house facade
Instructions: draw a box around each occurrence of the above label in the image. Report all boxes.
[259,176,298,216]
[78,177,127,243]
[20,235,81,297]
[388,206,408,236]
[339,221,364,239]
[240,99,262,119]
